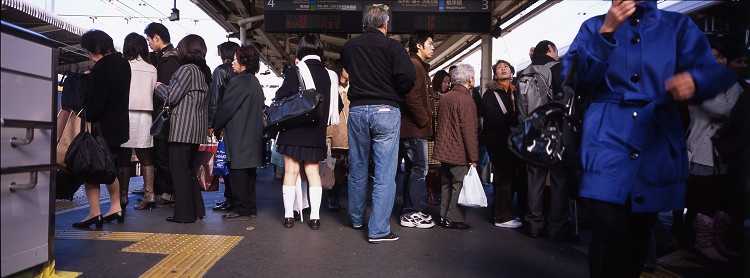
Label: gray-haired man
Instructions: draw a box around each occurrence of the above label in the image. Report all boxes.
[341,6,416,243]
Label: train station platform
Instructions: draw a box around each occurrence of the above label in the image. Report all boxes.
[52,166,744,277]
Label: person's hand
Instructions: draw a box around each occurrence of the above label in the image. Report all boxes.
[207,128,214,137]
[599,0,637,33]
[528,47,535,59]
[469,162,477,168]
[665,72,695,101]
[156,81,163,87]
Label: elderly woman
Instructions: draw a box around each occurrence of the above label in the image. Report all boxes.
[214,45,265,221]
[72,30,131,228]
[433,64,478,230]
[276,35,336,230]
[154,34,212,223]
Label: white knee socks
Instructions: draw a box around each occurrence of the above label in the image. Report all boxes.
[282,185,296,218]
[309,187,322,220]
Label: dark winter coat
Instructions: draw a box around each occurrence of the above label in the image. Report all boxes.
[481,81,517,164]
[208,61,236,127]
[215,71,265,169]
[401,53,433,139]
[433,85,479,165]
[274,59,331,149]
[86,52,131,147]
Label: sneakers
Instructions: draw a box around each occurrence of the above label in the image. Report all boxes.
[400,212,435,228]
[368,232,399,243]
[495,218,523,229]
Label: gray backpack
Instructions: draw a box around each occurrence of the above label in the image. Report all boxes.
[516,61,558,120]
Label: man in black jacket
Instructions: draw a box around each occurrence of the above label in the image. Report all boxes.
[341,6,416,243]
[209,41,239,212]
[144,22,180,207]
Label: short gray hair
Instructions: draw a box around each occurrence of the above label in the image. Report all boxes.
[451,64,474,86]
[363,6,388,29]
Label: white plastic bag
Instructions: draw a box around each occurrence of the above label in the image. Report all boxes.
[458,165,488,207]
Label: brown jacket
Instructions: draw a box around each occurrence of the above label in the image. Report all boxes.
[400,53,433,139]
[326,85,350,149]
[433,85,479,165]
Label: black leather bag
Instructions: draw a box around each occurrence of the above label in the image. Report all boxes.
[264,68,325,130]
[151,91,170,138]
[64,112,117,185]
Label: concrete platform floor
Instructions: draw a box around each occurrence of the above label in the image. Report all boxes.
[52,166,745,277]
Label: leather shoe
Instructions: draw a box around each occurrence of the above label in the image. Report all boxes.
[309,219,320,230]
[212,200,233,211]
[222,212,250,221]
[283,217,294,228]
[441,219,469,229]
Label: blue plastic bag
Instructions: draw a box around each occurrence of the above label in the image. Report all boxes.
[212,140,229,176]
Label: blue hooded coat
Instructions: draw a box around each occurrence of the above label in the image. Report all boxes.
[562,1,736,212]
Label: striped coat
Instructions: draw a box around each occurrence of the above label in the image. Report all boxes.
[154,64,209,145]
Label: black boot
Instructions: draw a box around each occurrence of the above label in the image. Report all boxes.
[118,167,132,210]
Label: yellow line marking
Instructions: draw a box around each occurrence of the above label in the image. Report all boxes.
[56,231,243,277]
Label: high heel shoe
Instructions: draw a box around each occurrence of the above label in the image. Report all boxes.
[103,211,125,223]
[73,215,103,229]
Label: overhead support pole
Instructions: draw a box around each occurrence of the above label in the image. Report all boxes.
[480,35,492,93]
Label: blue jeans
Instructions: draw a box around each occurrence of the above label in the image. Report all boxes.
[348,105,401,238]
[400,138,428,214]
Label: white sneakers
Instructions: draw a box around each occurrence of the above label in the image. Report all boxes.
[400,212,435,228]
[495,217,523,229]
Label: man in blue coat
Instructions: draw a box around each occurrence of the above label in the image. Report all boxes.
[561,1,736,277]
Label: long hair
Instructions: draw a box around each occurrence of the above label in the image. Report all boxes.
[432,70,450,94]
[123,33,149,62]
[176,34,212,84]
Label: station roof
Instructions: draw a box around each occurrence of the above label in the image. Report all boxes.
[1,0,92,72]
[191,0,554,77]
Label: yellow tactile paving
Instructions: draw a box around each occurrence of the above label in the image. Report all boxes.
[122,233,199,254]
[55,230,242,277]
[140,235,242,278]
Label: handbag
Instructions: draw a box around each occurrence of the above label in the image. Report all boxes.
[151,90,170,138]
[57,109,90,167]
[457,166,488,207]
[264,67,325,130]
[64,111,117,185]
[195,150,219,191]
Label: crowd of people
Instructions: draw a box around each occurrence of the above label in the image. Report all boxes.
[60,2,747,277]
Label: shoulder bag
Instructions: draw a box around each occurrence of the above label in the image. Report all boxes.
[151,89,170,138]
[264,67,325,130]
[64,111,117,185]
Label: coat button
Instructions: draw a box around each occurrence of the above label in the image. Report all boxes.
[630,17,640,26]
[631,74,640,83]
[629,152,639,159]
[631,35,640,44]
[634,195,644,204]
[632,111,638,118]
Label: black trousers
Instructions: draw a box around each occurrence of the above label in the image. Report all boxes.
[587,198,657,278]
[169,142,205,222]
[154,135,173,196]
[223,173,233,200]
[526,163,569,236]
[228,167,257,216]
[492,158,515,223]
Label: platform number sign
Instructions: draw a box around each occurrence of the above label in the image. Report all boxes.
[267,0,274,8]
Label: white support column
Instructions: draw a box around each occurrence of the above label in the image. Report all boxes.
[480,35,493,95]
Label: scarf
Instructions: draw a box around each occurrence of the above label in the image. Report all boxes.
[297,55,340,125]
